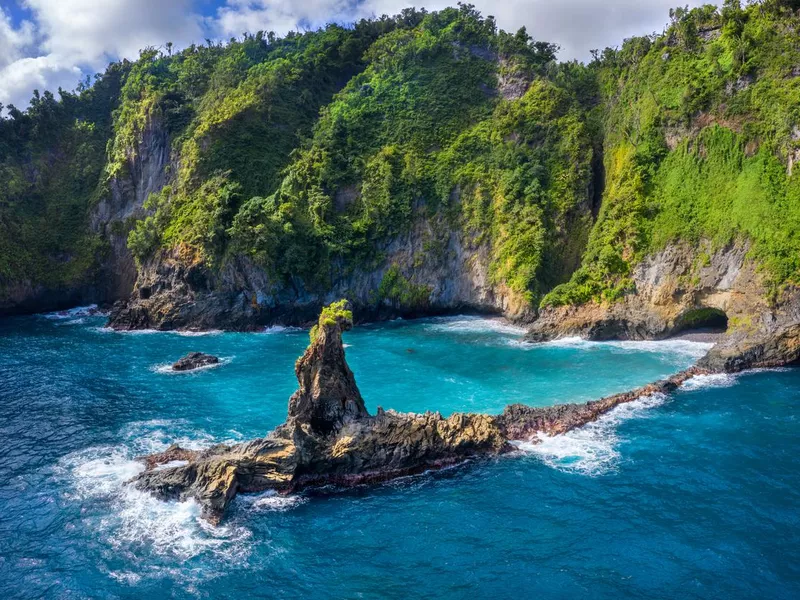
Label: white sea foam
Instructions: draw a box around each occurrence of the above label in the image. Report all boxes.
[425,315,527,336]
[240,490,306,513]
[118,420,241,454]
[513,393,669,476]
[152,460,190,471]
[150,357,232,375]
[58,425,254,563]
[175,329,223,337]
[262,325,303,334]
[54,317,86,326]
[681,372,738,390]
[41,304,104,320]
[536,336,714,360]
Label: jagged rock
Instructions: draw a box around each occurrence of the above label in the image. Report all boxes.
[131,302,730,525]
[496,368,706,441]
[132,301,511,523]
[284,301,368,434]
[171,352,220,371]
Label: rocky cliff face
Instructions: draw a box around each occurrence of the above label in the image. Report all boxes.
[91,115,171,305]
[107,206,536,331]
[525,240,800,370]
[527,242,761,341]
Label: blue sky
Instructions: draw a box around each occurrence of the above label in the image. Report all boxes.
[0,0,706,111]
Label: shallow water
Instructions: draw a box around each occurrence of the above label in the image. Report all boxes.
[1,310,798,598]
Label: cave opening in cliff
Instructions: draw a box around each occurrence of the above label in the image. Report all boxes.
[674,307,729,334]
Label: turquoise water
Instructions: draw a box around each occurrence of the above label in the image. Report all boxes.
[1,309,798,598]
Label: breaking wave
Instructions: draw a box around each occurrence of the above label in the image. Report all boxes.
[513,393,670,476]
[42,304,106,320]
[424,315,527,336]
[238,490,306,513]
[537,337,714,360]
[262,325,303,334]
[56,421,259,565]
[681,372,738,390]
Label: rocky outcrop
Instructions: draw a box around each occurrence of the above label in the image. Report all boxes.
[698,286,800,371]
[527,242,760,342]
[496,367,706,440]
[132,301,510,522]
[171,352,220,372]
[525,240,800,371]
[132,301,719,524]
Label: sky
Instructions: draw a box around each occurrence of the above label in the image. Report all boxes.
[0,0,708,112]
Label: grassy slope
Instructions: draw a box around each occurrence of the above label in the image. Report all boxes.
[543,1,800,307]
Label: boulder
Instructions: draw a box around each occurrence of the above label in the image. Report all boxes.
[171,352,220,372]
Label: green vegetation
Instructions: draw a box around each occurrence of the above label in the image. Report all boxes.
[0,63,126,290]
[4,1,800,314]
[376,265,432,310]
[544,0,800,306]
[229,6,594,301]
[310,299,353,343]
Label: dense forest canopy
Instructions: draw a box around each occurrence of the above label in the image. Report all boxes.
[1,0,799,312]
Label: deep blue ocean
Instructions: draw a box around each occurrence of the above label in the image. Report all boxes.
[1,308,798,599]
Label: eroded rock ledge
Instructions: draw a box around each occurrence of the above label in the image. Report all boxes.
[131,300,719,524]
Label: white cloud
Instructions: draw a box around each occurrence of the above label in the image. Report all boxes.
[214,0,356,38]
[0,0,203,110]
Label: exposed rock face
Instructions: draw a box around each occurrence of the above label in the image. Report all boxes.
[525,241,800,371]
[92,114,171,304]
[284,307,368,434]
[171,352,220,372]
[108,207,542,331]
[527,242,759,343]
[699,286,800,371]
[132,302,725,525]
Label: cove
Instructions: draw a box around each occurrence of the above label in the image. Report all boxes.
[1,311,799,598]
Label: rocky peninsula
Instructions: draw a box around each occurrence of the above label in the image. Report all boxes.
[132,301,714,524]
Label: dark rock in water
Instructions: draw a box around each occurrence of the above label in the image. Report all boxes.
[171,352,220,372]
[131,302,720,525]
